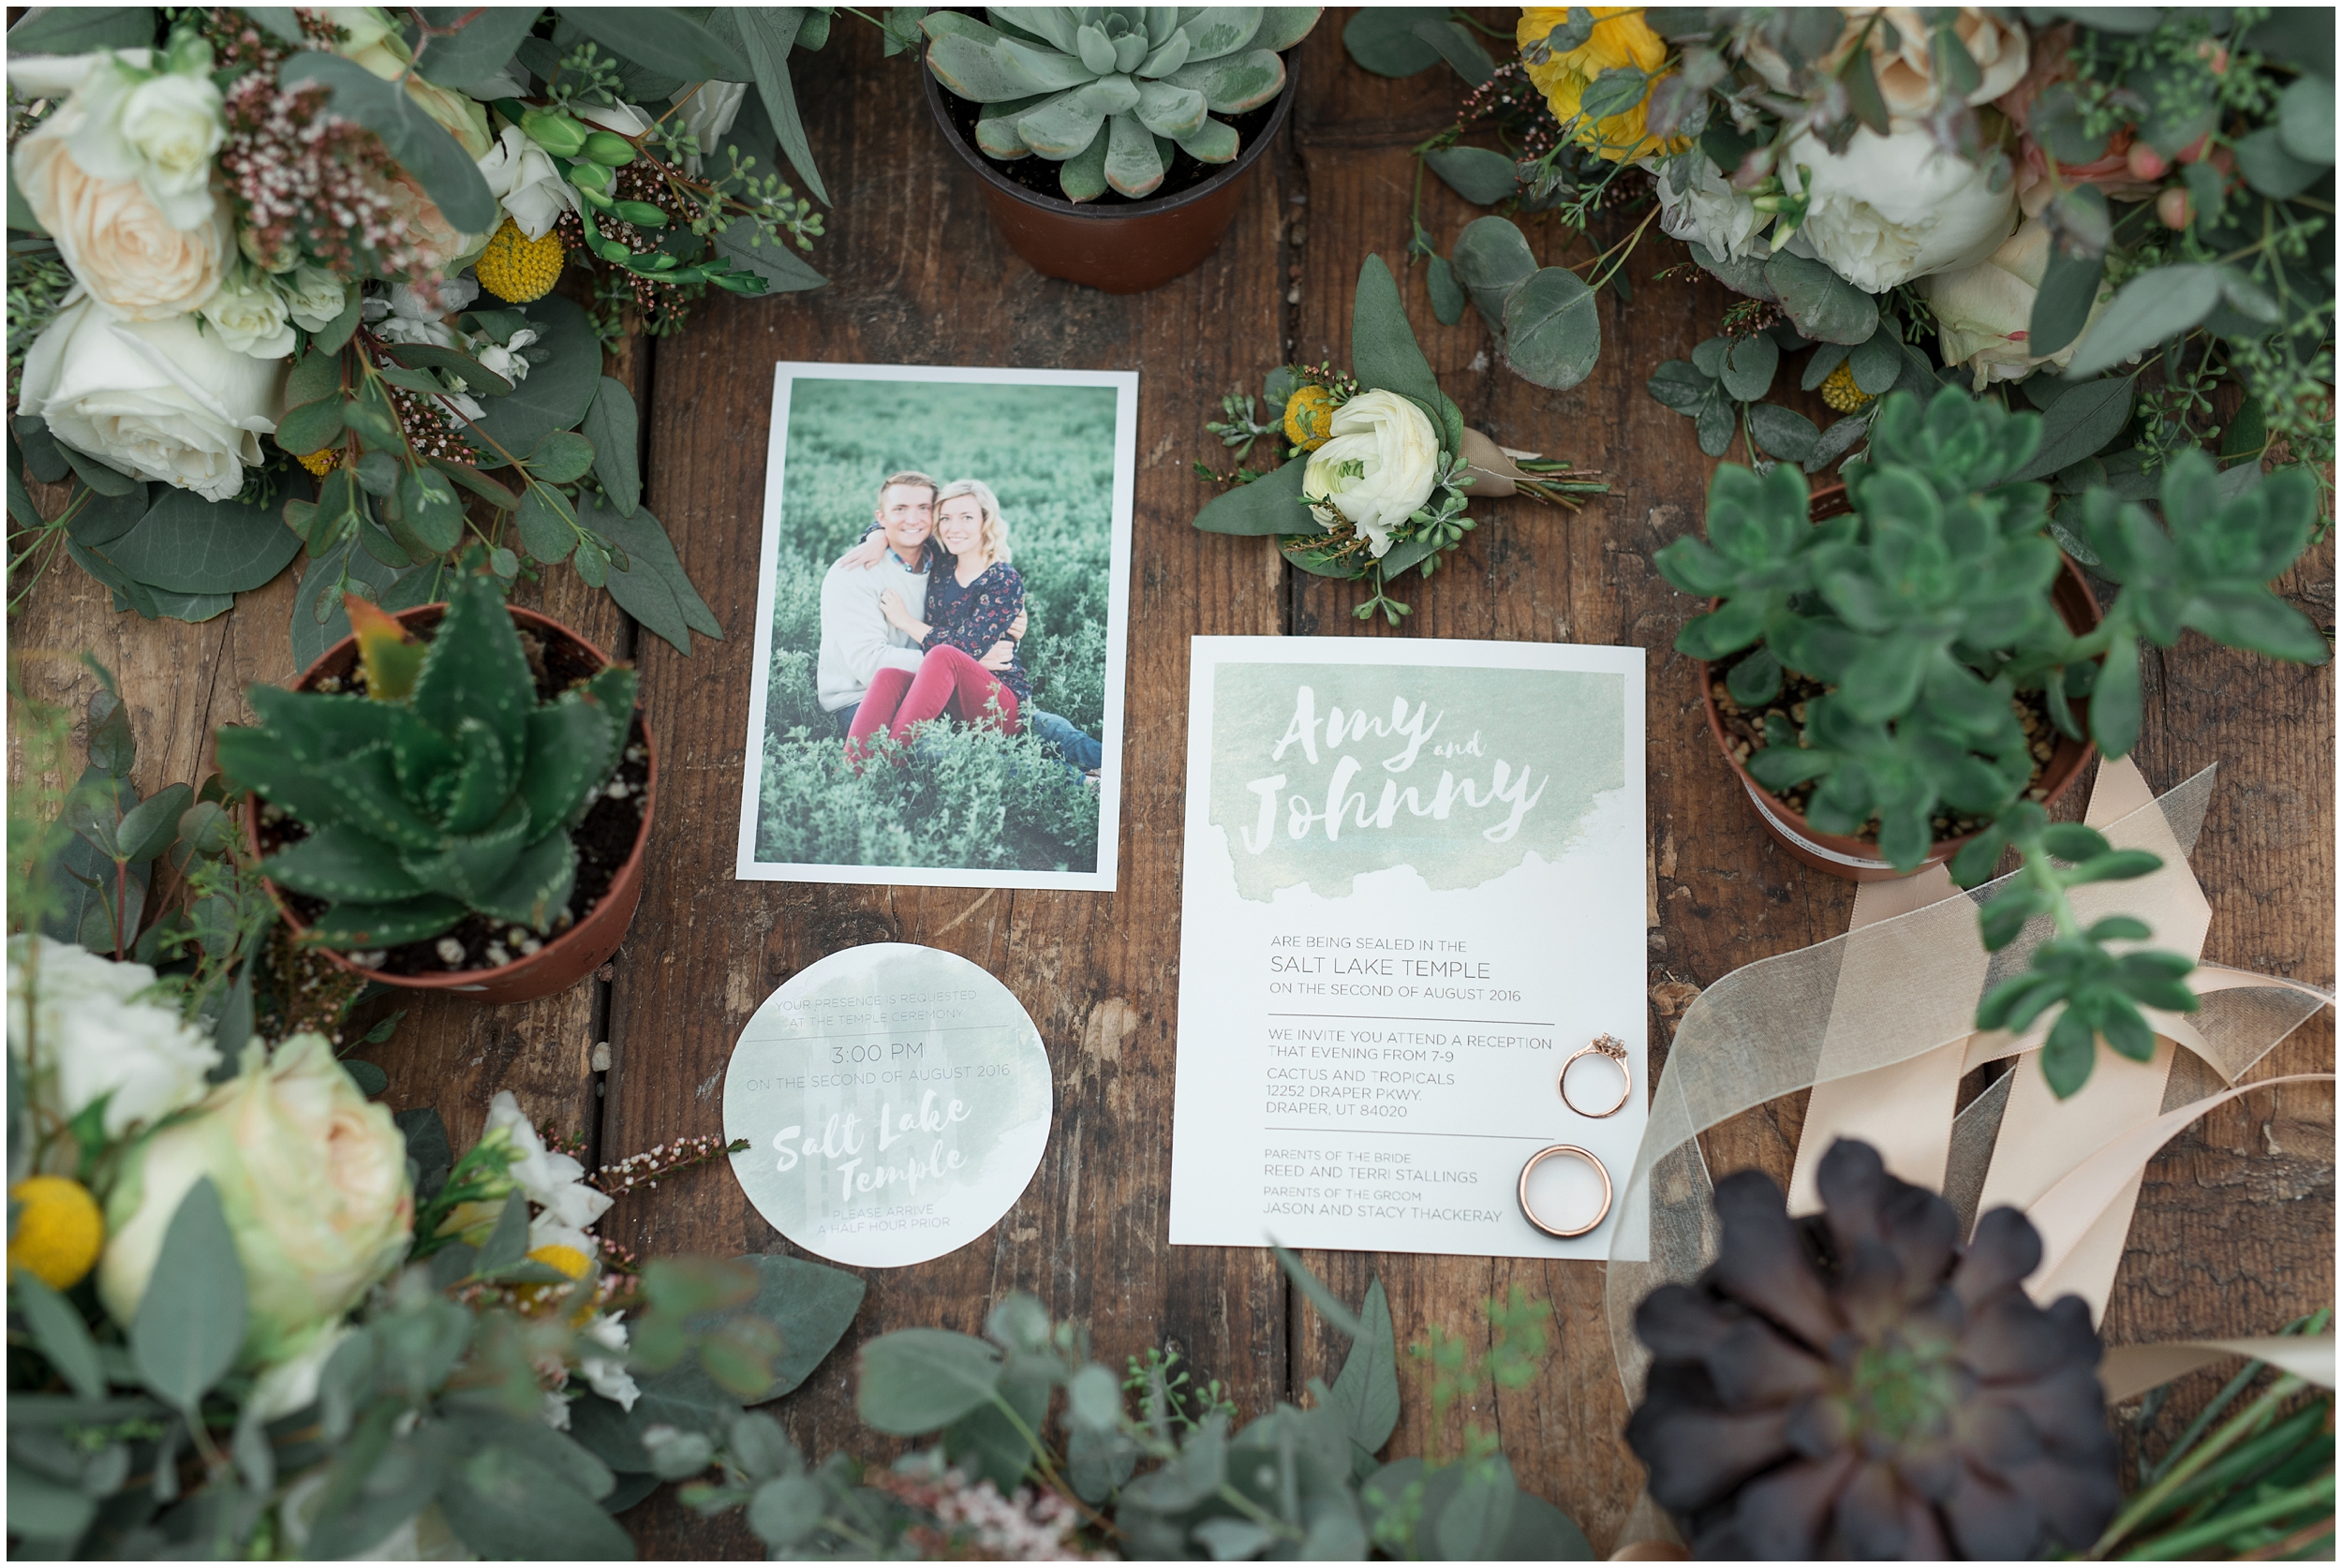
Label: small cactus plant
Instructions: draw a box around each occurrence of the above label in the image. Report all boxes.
[215,571,639,954]
[926,7,1321,201]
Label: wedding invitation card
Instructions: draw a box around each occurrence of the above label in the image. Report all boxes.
[1169,637,1649,1260]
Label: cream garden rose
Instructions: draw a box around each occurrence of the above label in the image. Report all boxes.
[98,1034,414,1367]
[282,264,349,333]
[7,935,219,1154]
[13,131,230,319]
[1782,126,2018,292]
[1920,217,2105,388]
[1746,7,2029,126]
[17,294,284,501]
[1301,390,1443,558]
[7,45,223,232]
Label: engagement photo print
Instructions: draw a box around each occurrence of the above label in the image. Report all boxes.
[735,364,1136,890]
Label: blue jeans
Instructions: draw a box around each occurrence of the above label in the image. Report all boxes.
[834,700,1100,777]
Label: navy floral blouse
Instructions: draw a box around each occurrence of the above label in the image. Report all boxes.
[924,563,1031,706]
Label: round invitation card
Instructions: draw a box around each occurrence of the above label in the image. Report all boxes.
[723,942,1054,1268]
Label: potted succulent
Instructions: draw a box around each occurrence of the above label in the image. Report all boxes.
[1656,387,2327,1096]
[921,7,1322,292]
[215,569,654,1006]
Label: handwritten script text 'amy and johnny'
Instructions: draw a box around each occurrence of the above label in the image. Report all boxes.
[1239,687,1547,851]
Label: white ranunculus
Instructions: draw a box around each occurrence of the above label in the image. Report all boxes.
[1920,217,2105,389]
[18,293,284,501]
[1782,126,2018,293]
[283,265,348,333]
[199,267,296,359]
[672,79,748,173]
[1653,154,1769,263]
[477,124,576,240]
[1301,390,1443,558]
[7,934,219,1151]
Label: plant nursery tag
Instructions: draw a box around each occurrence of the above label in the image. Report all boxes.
[724,942,1053,1268]
[1168,637,1650,1261]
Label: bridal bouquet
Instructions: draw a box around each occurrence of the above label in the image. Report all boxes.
[1192,254,1607,623]
[1510,7,2330,489]
[7,6,832,658]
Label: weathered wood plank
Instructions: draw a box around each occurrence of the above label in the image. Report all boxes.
[601,16,1290,1555]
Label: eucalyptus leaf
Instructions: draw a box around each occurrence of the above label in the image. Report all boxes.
[736,7,829,204]
[583,377,642,516]
[1341,6,1447,76]
[1502,266,1600,392]
[130,1178,246,1413]
[1449,215,1538,333]
[2008,377,2133,482]
[855,1329,1001,1433]
[712,220,827,292]
[2028,240,2107,359]
[586,497,723,653]
[413,7,541,90]
[1747,403,1819,464]
[2064,267,2221,378]
[6,7,156,52]
[1423,145,1519,205]
[560,6,753,81]
[1720,334,1778,401]
[1425,254,1466,326]
[1762,250,1878,344]
[1193,458,1311,536]
[101,489,302,595]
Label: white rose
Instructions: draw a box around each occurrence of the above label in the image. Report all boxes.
[1653,154,1769,263]
[18,293,284,502]
[671,79,747,173]
[7,934,219,1151]
[199,267,296,359]
[283,265,348,333]
[1782,126,2018,293]
[476,125,576,241]
[1920,217,2106,389]
[117,71,224,220]
[1301,390,1443,558]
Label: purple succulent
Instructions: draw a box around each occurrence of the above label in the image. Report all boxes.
[1624,1139,2120,1559]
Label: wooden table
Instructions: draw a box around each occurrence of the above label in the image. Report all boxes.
[13,15,2333,1557]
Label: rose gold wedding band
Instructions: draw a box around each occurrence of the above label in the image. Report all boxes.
[1559,1034,1632,1118]
[1517,1145,1613,1239]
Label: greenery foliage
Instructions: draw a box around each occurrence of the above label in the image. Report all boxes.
[753,377,1112,872]
[1656,387,2328,1098]
[677,1254,1593,1560]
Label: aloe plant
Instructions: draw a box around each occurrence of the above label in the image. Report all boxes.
[215,570,638,954]
[925,7,1321,200]
[1656,388,2328,1096]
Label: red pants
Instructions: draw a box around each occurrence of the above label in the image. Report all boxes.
[846,643,1020,762]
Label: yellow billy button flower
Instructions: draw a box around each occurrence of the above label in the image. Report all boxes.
[513,1241,596,1321]
[1821,360,1874,413]
[9,1176,105,1290]
[1283,383,1338,451]
[475,215,566,304]
[297,447,339,477]
[1519,7,1687,163]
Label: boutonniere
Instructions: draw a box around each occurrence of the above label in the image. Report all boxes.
[1193,256,1605,622]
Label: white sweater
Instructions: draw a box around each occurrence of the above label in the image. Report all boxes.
[815,549,929,712]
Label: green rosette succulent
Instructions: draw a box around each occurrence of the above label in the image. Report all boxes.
[926,7,1322,200]
[215,570,637,953]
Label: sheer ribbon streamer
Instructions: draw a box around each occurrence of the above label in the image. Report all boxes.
[1606,760,2335,1396]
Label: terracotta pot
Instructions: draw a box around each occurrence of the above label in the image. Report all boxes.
[922,49,1297,294]
[245,603,654,1005]
[1697,483,2102,883]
